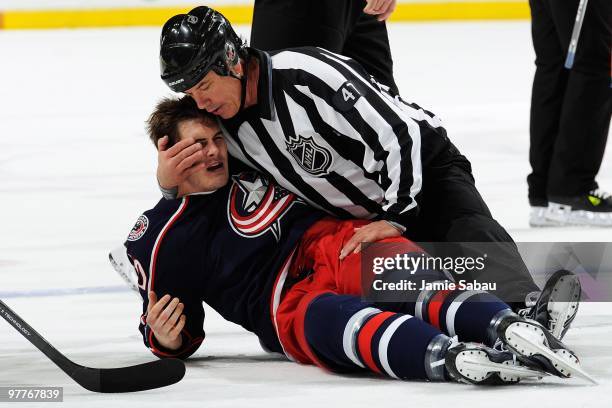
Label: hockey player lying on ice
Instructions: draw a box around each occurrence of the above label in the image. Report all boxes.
[114,96,594,385]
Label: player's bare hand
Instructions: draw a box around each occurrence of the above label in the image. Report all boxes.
[363,0,397,21]
[146,291,186,350]
[339,220,401,260]
[157,135,206,189]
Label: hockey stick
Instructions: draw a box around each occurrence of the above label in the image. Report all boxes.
[564,0,589,69]
[0,299,185,393]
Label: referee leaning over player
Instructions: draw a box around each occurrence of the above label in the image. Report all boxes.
[154,6,540,309]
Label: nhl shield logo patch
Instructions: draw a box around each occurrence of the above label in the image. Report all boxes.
[286,135,333,175]
[127,215,149,241]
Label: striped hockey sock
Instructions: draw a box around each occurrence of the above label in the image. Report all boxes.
[415,285,512,345]
[303,294,451,380]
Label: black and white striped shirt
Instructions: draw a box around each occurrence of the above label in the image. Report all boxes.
[221,47,450,228]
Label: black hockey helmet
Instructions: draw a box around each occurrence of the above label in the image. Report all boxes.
[160,6,246,93]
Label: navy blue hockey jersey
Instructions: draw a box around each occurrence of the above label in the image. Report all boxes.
[124,171,324,359]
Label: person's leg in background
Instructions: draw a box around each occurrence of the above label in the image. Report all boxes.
[250,0,352,54]
[546,0,612,225]
[527,0,570,226]
[251,0,399,95]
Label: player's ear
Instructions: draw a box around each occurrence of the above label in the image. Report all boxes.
[157,135,169,151]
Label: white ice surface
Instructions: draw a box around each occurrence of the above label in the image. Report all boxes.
[0,22,610,407]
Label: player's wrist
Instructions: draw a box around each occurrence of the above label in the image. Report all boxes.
[157,176,179,200]
[156,170,177,189]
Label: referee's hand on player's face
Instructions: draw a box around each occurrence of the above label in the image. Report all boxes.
[146,292,186,351]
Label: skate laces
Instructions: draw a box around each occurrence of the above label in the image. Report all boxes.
[493,337,518,365]
[493,337,507,352]
[448,335,460,349]
[516,308,530,318]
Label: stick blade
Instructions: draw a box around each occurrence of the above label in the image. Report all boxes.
[74,358,186,393]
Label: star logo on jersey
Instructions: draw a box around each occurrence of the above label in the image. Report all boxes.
[228,172,297,241]
[286,134,333,175]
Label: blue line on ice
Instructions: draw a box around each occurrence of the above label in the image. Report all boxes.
[0,285,130,299]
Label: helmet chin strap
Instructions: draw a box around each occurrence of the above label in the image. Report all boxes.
[228,57,249,113]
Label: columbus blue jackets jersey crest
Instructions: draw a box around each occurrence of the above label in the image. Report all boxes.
[123,171,324,359]
[228,172,301,241]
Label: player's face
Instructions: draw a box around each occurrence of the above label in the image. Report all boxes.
[178,119,229,191]
[185,70,242,120]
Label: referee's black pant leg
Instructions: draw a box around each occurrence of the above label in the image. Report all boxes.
[527,0,569,204]
[547,0,612,197]
[250,0,354,53]
[250,0,399,94]
[414,145,540,308]
[443,214,540,309]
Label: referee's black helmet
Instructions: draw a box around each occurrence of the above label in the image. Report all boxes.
[160,6,246,93]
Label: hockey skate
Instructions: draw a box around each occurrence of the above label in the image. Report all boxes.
[445,342,547,385]
[547,189,612,227]
[496,315,596,384]
[522,269,581,340]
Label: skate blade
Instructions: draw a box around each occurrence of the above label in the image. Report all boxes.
[547,204,612,227]
[456,350,546,383]
[529,207,564,227]
[505,322,598,385]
